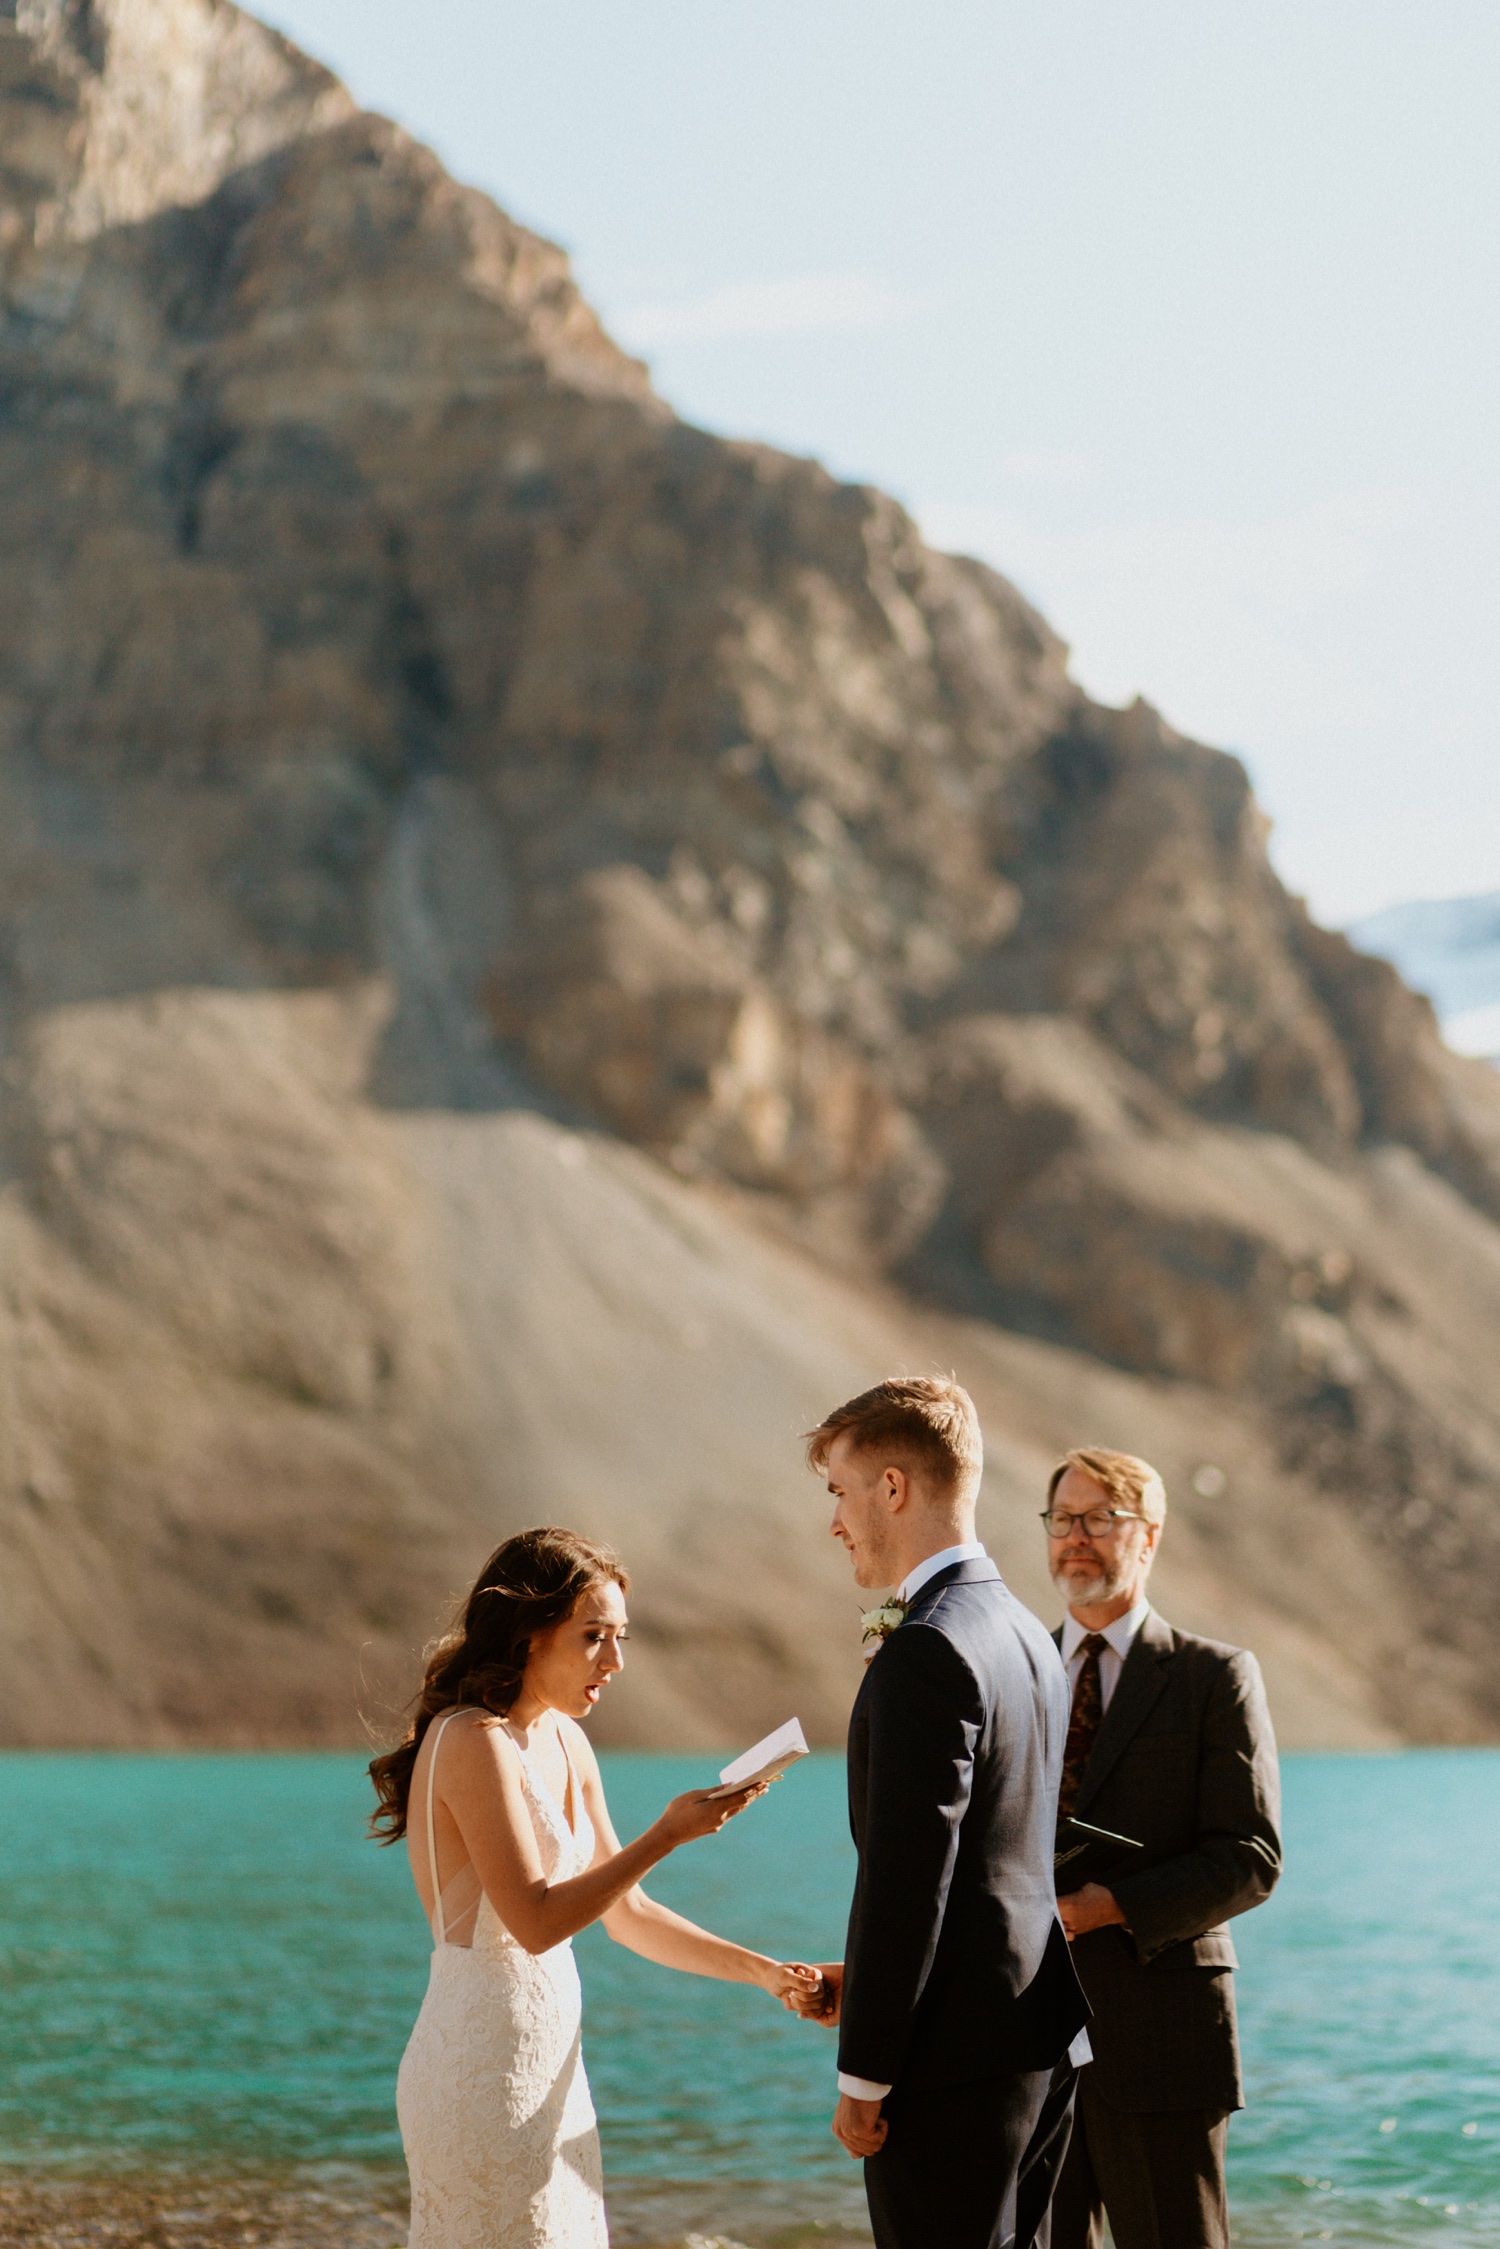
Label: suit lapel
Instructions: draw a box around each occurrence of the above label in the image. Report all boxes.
[846,1685,869,1846]
[1072,1609,1175,1817]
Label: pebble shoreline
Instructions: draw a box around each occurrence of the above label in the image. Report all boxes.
[0,2175,873,2249]
[0,2175,406,2249]
[0,2173,1384,2248]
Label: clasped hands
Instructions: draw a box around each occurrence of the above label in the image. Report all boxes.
[1055,1881,1126,1939]
[766,1888,1123,2163]
[770,1961,888,2159]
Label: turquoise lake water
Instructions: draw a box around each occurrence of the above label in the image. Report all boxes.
[0,1750,1494,2244]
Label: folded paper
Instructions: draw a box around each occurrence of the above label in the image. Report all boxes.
[712,1717,809,1795]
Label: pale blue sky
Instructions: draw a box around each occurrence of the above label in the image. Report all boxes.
[257,0,1499,923]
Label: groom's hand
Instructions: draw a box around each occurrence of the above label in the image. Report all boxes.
[1057,1882,1127,1939]
[832,2093,887,2159]
[785,1961,842,2021]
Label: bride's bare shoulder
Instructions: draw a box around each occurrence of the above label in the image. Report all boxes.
[429,1707,516,1771]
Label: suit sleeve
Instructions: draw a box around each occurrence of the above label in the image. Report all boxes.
[838,1625,983,2089]
[1107,1648,1282,1961]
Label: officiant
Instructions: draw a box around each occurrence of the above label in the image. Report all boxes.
[1043,1449,1282,2249]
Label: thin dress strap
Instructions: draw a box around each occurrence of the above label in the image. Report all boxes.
[556,1725,581,1841]
[424,1708,465,1944]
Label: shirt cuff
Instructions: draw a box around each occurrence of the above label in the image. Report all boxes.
[838,2071,893,2101]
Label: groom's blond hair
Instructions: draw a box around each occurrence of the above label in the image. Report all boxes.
[805,1375,983,1504]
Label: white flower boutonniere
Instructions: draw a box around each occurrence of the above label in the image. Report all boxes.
[860,1600,909,1661]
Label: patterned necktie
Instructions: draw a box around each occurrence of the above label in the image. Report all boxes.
[1058,1633,1111,1823]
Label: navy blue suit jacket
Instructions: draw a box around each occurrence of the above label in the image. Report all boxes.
[838,1558,1088,2093]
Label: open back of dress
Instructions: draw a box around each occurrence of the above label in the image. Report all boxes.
[396,1707,608,2248]
[419,1709,483,1949]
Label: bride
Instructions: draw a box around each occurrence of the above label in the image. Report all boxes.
[369,1526,818,2248]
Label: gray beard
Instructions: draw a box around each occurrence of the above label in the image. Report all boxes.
[1051,1556,1133,1608]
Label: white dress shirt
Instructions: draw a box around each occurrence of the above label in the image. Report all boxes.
[837,1544,991,2102]
[1052,1602,1150,2075]
[897,1539,989,1605]
[1060,1598,1152,1711]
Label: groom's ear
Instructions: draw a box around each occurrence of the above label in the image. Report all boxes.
[883,1465,910,1512]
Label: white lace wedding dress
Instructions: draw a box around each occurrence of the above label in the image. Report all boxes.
[397,1708,610,2248]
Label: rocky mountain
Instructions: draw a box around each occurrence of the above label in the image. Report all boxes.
[1351,891,1500,1064]
[3,0,1500,1747]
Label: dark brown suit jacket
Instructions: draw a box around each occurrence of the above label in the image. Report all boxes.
[1056,1608,1281,2114]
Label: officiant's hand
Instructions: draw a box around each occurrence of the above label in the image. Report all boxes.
[1057,1882,1127,1939]
[655,1782,767,1847]
[785,1960,842,2022]
[832,2092,887,2159]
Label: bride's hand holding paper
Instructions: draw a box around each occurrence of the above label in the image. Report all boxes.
[652,1778,769,1845]
[652,1716,810,1844]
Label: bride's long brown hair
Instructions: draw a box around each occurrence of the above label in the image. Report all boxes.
[368,1526,629,1843]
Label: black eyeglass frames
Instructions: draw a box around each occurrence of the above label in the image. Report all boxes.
[1039,1507,1152,1539]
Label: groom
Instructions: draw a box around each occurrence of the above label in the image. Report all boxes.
[796,1377,1088,2249]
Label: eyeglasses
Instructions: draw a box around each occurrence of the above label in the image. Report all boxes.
[1039,1507,1152,1539]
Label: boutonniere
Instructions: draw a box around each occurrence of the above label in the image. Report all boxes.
[860,1600,908,1661]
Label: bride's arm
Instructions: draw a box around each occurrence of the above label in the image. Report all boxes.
[439,1716,762,1957]
[573,1728,817,2002]
[606,1886,813,1999]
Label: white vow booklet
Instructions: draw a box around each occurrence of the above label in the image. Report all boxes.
[708,1717,809,1796]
